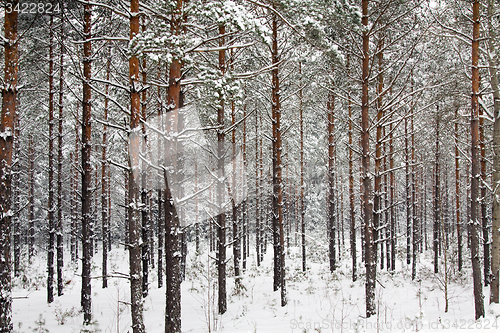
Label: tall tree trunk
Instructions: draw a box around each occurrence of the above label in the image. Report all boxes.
[165,1,183,331]
[271,12,286,307]
[470,0,485,319]
[434,107,440,274]
[57,5,65,297]
[299,62,306,272]
[157,63,164,287]
[374,38,384,270]
[255,111,261,266]
[0,1,17,329]
[141,19,149,297]
[362,0,375,318]
[347,55,356,280]
[47,12,55,305]
[455,106,462,272]
[488,0,500,304]
[81,1,93,325]
[242,106,248,271]
[29,135,35,262]
[129,0,145,331]
[327,93,336,272]
[480,101,490,286]
[101,51,110,289]
[217,23,227,315]
[231,75,241,284]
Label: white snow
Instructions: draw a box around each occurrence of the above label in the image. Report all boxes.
[11,242,499,332]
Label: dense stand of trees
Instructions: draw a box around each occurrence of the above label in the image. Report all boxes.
[1,0,500,331]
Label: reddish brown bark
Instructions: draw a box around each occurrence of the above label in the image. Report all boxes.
[0,1,17,329]
[129,0,145,331]
[470,0,485,319]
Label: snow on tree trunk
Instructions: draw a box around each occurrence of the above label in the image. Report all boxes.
[361,0,375,318]
[81,1,92,325]
[470,0,485,319]
[0,1,17,330]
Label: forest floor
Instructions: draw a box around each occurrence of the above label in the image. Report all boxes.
[11,239,500,332]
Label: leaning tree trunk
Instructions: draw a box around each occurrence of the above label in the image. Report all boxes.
[470,0,485,319]
[0,1,17,330]
[128,0,145,332]
[361,0,375,318]
[81,1,93,325]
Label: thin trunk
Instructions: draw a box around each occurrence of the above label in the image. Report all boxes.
[231,69,241,284]
[434,107,440,274]
[362,0,375,318]
[0,1,17,329]
[255,111,261,266]
[328,93,336,272]
[271,12,286,306]
[165,1,183,331]
[56,5,65,297]
[141,19,149,297]
[81,1,92,325]
[348,55,356,280]
[374,38,383,269]
[129,0,145,331]
[488,0,500,304]
[470,0,485,319]
[455,106,462,272]
[47,12,55,305]
[217,23,227,315]
[299,62,306,272]
[29,135,35,262]
[480,101,490,286]
[102,52,110,289]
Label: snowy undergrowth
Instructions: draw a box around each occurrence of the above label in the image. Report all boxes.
[11,241,500,332]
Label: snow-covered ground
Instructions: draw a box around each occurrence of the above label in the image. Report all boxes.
[11,241,500,332]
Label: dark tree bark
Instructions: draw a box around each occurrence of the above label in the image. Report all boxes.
[141,19,150,297]
[361,0,375,317]
[81,1,92,325]
[374,38,384,269]
[216,23,227,315]
[299,62,306,272]
[101,51,110,289]
[164,1,183,331]
[327,93,336,272]
[0,1,17,329]
[56,4,65,297]
[271,12,286,307]
[29,135,35,262]
[455,106,462,272]
[434,107,440,274]
[255,111,261,266]
[347,55,356,280]
[480,101,490,286]
[47,12,55,305]
[470,0,485,319]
